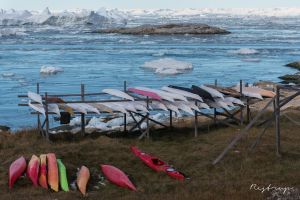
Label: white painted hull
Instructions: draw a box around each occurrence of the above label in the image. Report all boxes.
[66,103,87,114]
[28,91,43,104]
[173,101,194,115]
[161,86,203,102]
[199,85,224,99]
[102,89,134,101]
[28,100,45,116]
[48,104,61,117]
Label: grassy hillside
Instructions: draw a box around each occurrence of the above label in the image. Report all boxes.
[0,113,299,200]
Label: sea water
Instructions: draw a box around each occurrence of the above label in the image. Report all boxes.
[1,16,300,129]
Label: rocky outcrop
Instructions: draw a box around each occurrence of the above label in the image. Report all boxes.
[286,61,300,70]
[279,72,300,84]
[93,23,230,35]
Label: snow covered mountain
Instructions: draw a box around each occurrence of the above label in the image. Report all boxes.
[0,7,300,27]
[0,7,128,27]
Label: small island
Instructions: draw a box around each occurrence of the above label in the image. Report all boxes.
[93,23,230,35]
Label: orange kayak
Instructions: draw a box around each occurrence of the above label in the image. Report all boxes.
[9,156,27,189]
[77,166,90,195]
[47,153,59,192]
[27,155,40,187]
[39,154,48,189]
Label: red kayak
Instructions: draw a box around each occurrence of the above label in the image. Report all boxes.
[9,156,27,189]
[101,164,137,191]
[130,146,186,180]
[27,155,40,186]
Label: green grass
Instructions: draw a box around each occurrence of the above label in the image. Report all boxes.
[0,114,299,200]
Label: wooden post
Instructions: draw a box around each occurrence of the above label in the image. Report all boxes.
[81,84,85,136]
[214,79,217,125]
[36,83,41,135]
[146,97,150,139]
[239,80,244,125]
[194,101,198,137]
[123,81,127,133]
[245,83,250,123]
[45,92,49,141]
[275,86,281,156]
[169,110,173,129]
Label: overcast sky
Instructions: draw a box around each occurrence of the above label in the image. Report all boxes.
[1,0,300,10]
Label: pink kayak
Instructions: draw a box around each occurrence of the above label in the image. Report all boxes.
[27,155,40,187]
[101,164,137,191]
[9,156,27,189]
[128,88,162,101]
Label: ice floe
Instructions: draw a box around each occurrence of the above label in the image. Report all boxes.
[230,48,258,55]
[40,66,64,75]
[142,58,193,75]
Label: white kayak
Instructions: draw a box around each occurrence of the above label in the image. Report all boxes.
[145,87,188,102]
[114,102,137,112]
[102,89,134,101]
[221,99,234,107]
[173,101,194,115]
[233,85,263,100]
[209,100,230,110]
[132,102,149,112]
[91,103,114,114]
[150,101,168,111]
[101,102,128,114]
[135,87,176,102]
[48,104,61,117]
[28,100,45,116]
[66,103,87,114]
[198,102,210,109]
[162,101,180,115]
[224,97,244,106]
[28,91,43,104]
[186,101,201,112]
[199,85,224,99]
[161,86,203,102]
[80,103,100,114]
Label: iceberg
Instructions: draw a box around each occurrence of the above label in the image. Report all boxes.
[142,58,193,75]
[40,66,64,75]
[230,48,258,55]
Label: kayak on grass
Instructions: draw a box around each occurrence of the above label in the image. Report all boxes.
[131,146,186,180]
[39,154,48,189]
[47,153,59,192]
[27,155,40,187]
[9,156,27,189]
[101,164,136,191]
[77,166,90,195]
[57,159,69,192]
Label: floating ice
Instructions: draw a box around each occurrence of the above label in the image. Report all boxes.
[230,48,258,55]
[2,72,15,77]
[40,66,64,75]
[142,58,193,75]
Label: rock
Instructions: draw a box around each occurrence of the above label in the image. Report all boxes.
[279,73,300,84]
[93,23,230,35]
[286,61,300,70]
[0,125,10,132]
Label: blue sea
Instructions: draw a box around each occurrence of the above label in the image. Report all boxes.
[1,16,300,129]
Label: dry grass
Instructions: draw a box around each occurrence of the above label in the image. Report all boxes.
[0,113,300,200]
